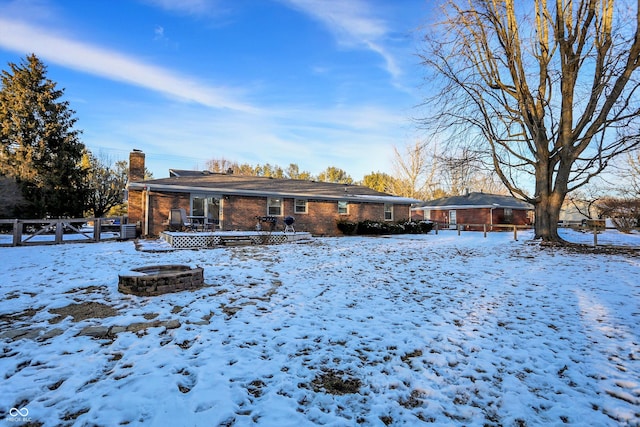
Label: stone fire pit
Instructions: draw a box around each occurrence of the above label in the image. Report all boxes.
[118,265,205,296]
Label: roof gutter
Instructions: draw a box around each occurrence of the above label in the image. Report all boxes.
[411,204,534,211]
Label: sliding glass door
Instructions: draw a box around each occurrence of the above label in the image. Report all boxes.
[190,195,221,229]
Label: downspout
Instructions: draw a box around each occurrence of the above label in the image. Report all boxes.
[490,203,499,230]
[219,196,225,230]
[144,186,150,236]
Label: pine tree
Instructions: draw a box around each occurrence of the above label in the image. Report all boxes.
[0,54,87,218]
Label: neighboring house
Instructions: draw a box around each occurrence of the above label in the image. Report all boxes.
[126,151,419,236]
[412,192,533,230]
[558,200,591,225]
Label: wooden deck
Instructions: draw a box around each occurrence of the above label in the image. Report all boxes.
[159,231,312,248]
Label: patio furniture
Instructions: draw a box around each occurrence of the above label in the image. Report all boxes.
[168,208,194,231]
[255,216,277,231]
[187,215,206,231]
[205,218,220,231]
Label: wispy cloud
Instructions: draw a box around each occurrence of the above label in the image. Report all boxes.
[104,101,401,178]
[0,18,256,113]
[140,0,223,17]
[154,25,166,40]
[280,0,401,78]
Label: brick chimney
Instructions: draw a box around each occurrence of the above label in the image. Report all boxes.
[129,149,145,182]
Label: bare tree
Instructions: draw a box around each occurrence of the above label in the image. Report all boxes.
[205,157,238,174]
[391,141,438,199]
[564,185,607,220]
[419,0,640,242]
[83,152,128,218]
[625,150,640,197]
[285,163,313,180]
[597,196,640,232]
[436,147,492,195]
[468,171,509,195]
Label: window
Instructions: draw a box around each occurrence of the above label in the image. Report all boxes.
[338,201,348,215]
[294,199,308,214]
[267,198,283,216]
[384,204,393,221]
[192,196,205,217]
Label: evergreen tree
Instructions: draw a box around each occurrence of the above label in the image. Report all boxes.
[362,171,395,193]
[0,54,87,218]
[317,166,353,184]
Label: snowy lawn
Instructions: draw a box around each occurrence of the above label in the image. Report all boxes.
[0,229,639,426]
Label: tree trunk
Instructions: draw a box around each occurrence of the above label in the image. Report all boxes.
[534,191,565,242]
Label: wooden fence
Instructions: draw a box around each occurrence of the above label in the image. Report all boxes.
[0,217,136,247]
[431,222,532,241]
[432,222,635,248]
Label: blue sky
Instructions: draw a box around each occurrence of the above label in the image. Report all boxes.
[0,0,434,180]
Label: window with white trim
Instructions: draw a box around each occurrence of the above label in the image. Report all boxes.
[294,199,308,214]
[267,198,283,216]
[384,204,393,221]
[338,200,348,215]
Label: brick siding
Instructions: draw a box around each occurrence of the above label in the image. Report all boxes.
[128,190,413,237]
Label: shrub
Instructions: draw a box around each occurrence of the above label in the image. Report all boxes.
[400,220,434,234]
[336,220,357,235]
[597,197,640,233]
[337,219,433,236]
[357,219,388,235]
[612,217,637,234]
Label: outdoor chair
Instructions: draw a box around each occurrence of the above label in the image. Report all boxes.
[168,208,194,231]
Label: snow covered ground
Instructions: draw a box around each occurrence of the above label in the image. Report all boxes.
[0,229,638,426]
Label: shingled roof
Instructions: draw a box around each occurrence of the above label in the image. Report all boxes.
[413,192,533,210]
[128,171,420,204]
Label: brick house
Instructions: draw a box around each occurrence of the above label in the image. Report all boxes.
[126,151,419,236]
[411,192,533,231]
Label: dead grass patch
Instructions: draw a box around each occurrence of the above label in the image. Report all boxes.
[49,302,118,323]
[310,369,362,395]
